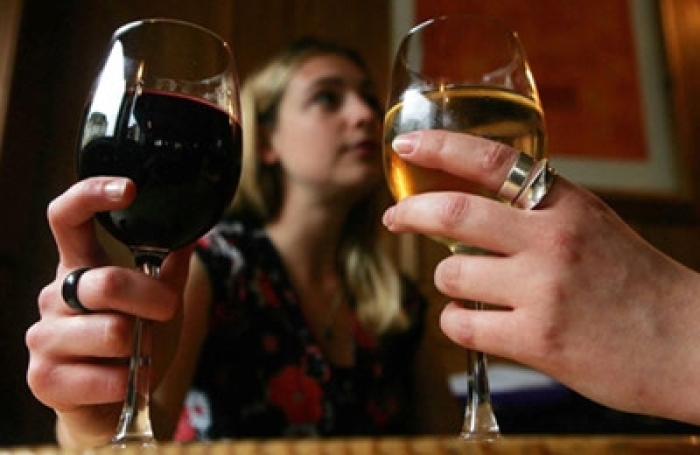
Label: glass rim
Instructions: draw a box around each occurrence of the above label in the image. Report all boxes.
[113,17,232,53]
[406,12,518,39]
[398,12,526,78]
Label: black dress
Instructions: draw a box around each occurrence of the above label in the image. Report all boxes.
[174,218,427,440]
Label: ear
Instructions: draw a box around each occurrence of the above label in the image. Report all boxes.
[258,125,279,165]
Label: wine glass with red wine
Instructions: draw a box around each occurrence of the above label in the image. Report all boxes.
[76,18,242,447]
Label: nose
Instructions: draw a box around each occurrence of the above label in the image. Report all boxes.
[346,92,379,127]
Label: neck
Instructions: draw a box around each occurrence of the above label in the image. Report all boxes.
[265,201,347,284]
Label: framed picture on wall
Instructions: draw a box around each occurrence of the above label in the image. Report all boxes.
[390,0,700,223]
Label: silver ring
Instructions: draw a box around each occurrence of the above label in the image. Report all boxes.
[496,153,534,203]
[512,159,557,210]
[61,268,92,313]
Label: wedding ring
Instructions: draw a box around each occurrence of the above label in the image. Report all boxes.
[496,152,534,203]
[512,159,557,210]
[61,267,92,314]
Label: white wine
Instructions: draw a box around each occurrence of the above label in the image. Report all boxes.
[384,86,545,200]
[383,86,546,251]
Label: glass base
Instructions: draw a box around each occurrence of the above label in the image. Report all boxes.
[111,437,156,450]
[461,415,500,440]
[461,396,500,441]
[461,431,501,442]
[461,427,500,441]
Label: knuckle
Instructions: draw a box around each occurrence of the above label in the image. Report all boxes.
[25,322,44,352]
[104,373,129,402]
[436,195,470,230]
[530,309,568,362]
[528,324,565,363]
[430,130,449,153]
[100,317,133,356]
[544,227,585,265]
[37,284,58,314]
[95,267,129,300]
[481,141,512,173]
[26,360,64,407]
[520,274,573,362]
[25,360,48,396]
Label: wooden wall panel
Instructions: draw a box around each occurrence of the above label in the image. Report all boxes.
[0,0,22,160]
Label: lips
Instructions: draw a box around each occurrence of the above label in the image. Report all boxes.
[347,139,379,158]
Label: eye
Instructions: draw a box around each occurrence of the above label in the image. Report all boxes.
[362,92,382,114]
[312,89,342,109]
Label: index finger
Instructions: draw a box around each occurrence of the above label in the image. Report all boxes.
[48,177,135,269]
[391,130,518,194]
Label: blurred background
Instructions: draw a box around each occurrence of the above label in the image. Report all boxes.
[1,0,700,445]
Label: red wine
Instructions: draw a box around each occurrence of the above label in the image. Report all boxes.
[78,90,242,252]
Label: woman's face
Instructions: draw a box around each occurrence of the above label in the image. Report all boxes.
[266,54,383,202]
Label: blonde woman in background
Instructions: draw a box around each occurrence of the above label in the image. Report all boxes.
[26,38,459,448]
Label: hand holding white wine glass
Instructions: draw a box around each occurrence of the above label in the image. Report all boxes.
[383,14,551,440]
[75,19,242,447]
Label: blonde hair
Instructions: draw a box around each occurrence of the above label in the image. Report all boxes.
[230,37,407,334]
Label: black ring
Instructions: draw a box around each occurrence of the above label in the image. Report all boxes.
[61,268,92,313]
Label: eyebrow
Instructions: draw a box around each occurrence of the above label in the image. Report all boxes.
[306,75,374,93]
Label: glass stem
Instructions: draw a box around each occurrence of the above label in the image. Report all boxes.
[461,300,500,441]
[111,258,161,447]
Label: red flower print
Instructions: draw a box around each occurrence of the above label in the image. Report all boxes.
[257,272,281,307]
[367,397,399,427]
[174,408,196,441]
[351,314,377,349]
[196,236,211,248]
[268,366,323,424]
[175,389,212,441]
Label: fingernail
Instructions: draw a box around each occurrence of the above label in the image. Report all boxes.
[104,179,127,200]
[382,206,395,228]
[392,132,419,155]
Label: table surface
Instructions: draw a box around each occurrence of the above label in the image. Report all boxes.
[2,435,699,455]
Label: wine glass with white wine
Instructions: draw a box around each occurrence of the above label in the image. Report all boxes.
[383,14,547,440]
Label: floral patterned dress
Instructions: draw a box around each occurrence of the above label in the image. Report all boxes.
[174,218,427,440]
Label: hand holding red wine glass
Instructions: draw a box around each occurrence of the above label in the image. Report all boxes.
[76,19,242,447]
